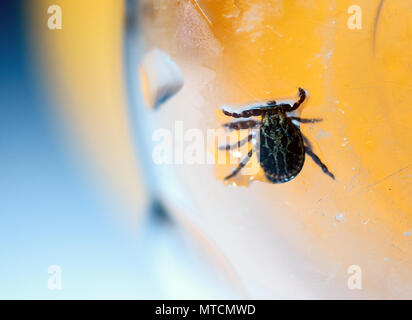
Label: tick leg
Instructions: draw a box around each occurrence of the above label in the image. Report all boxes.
[221,104,290,118]
[219,133,255,150]
[224,149,254,181]
[222,107,268,118]
[221,88,306,118]
[285,88,306,112]
[222,120,260,131]
[304,146,335,180]
[290,117,322,123]
[301,132,313,149]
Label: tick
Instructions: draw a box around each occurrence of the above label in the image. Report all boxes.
[219,88,335,183]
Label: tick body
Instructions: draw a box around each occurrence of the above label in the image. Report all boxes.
[220,88,335,183]
[259,110,305,183]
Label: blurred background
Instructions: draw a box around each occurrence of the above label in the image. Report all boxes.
[0,0,232,299]
[1,0,412,299]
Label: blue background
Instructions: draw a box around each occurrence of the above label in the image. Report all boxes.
[0,1,151,299]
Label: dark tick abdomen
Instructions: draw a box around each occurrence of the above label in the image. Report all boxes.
[259,113,305,183]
